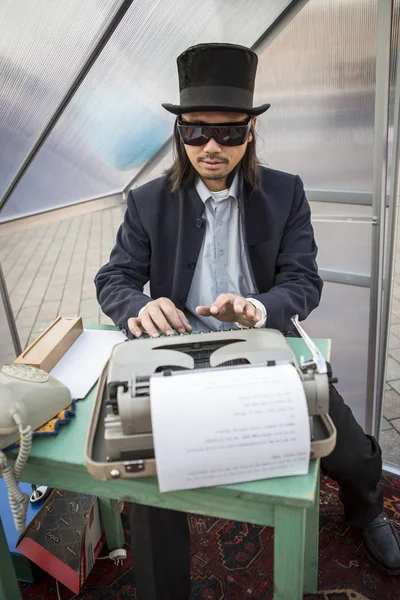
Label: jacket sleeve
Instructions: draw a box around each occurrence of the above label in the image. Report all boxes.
[94,190,152,334]
[248,175,323,333]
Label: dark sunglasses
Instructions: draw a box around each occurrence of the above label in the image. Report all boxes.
[177,117,252,146]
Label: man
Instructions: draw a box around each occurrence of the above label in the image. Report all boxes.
[95,43,400,599]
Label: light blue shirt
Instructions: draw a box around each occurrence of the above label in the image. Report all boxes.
[185,173,259,332]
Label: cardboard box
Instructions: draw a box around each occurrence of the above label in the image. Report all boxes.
[14,316,83,372]
[16,489,104,594]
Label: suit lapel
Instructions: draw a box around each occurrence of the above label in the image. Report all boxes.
[171,186,205,306]
[243,182,276,246]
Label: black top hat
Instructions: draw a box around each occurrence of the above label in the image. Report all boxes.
[162,43,270,117]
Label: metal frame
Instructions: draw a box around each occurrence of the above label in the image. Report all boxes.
[0,191,123,226]
[383,461,400,477]
[0,0,134,215]
[366,0,394,435]
[373,2,400,441]
[311,215,374,224]
[0,263,21,358]
[306,189,372,206]
[247,0,311,54]
[318,270,370,288]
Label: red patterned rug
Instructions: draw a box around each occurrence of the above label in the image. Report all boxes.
[20,473,400,599]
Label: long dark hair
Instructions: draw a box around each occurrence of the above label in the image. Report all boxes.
[165,119,261,192]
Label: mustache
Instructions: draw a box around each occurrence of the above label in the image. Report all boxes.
[197,155,229,163]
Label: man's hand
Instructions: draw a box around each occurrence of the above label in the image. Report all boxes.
[128,297,192,338]
[196,293,261,328]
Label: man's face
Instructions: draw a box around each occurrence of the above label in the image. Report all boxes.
[180,111,255,186]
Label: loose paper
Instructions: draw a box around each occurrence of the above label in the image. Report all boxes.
[150,364,310,492]
[50,329,126,399]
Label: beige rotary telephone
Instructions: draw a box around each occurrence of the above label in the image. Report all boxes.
[0,363,71,530]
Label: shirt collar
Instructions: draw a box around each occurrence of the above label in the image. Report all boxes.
[196,171,240,204]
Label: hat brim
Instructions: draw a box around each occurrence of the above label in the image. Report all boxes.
[161,103,271,117]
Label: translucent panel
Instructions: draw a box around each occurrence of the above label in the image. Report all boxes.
[304,282,370,428]
[1,0,293,222]
[254,0,377,191]
[311,203,372,275]
[0,0,122,204]
[135,0,378,194]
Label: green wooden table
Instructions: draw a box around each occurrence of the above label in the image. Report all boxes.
[0,333,329,600]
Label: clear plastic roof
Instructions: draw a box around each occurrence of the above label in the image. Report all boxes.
[0,0,122,218]
[0,0,294,222]
[133,0,378,193]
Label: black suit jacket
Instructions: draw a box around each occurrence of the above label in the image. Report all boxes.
[95,166,323,336]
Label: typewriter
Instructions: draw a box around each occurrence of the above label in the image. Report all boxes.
[85,316,336,481]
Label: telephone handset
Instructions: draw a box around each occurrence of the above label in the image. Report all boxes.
[0,363,71,530]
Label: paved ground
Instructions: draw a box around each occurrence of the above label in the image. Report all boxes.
[1,202,400,464]
[0,205,125,346]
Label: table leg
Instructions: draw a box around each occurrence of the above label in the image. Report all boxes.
[303,469,320,593]
[98,498,125,551]
[0,516,22,600]
[274,505,306,600]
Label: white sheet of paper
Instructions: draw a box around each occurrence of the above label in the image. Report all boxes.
[50,330,126,399]
[150,364,310,492]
